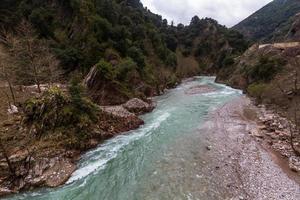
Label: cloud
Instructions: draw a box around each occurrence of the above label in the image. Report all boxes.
[141,0,273,27]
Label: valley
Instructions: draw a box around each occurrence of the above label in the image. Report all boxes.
[0,0,300,199]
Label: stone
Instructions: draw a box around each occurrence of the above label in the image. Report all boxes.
[251,129,264,138]
[122,98,155,115]
[0,188,14,197]
[101,106,135,118]
[258,125,267,130]
[265,132,278,140]
[7,105,18,114]
[43,159,76,187]
[206,145,212,151]
[289,156,300,173]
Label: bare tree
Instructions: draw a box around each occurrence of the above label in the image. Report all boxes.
[0,137,15,176]
[1,20,61,93]
[0,44,16,105]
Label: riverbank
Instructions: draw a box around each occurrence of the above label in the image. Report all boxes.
[201,96,300,199]
[0,94,154,196]
[1,78,300,199]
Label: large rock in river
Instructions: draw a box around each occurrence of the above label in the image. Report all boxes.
[122,98,155,115]
[100,105,144,134]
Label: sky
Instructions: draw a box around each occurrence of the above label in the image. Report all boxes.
[141,0,273,27]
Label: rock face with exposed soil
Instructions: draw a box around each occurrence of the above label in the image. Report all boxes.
[84,66,132,105]
[0,149,78,195]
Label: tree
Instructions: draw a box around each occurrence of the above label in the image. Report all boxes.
[0,137,15,176]
[127,46,145,68]
[0,42,16,106]
[4,20,60,93]
[190,16,200,26]
[126,0,142,8]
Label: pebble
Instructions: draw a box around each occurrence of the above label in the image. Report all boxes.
[206,145,212,151]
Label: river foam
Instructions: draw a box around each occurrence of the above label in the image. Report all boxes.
[67,111,171,184]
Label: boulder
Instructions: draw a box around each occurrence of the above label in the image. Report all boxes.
[0,188,14,197]
[250,129,264,138]
[100,105,144,133]
[43,159,76,187]
[122,98,155,115]
[289,156,300,173]
[101,106,136,118]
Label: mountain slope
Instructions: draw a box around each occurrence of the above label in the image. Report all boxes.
[0,0,248,105]
[233,0,300,42]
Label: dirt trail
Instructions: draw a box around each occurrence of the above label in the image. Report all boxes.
[202,96,300,199]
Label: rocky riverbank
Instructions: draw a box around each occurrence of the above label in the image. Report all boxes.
[200,96,300,199]
[0,98,154,197]
[250,104,300,175]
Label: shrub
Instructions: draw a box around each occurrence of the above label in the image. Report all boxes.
[248,56,285,82]
[95,59,115,80]
[167,74,179,87]
[115,58,138,81]
[127,46,145,68]
[24,84,98,139]
[165,52,177,68]
[247,83,268,102]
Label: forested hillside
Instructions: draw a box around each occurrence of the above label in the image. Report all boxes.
[0,0,248,104]
[0,1,251,194]
[233,0,300,42]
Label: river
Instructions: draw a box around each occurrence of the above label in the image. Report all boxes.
[6,77,243,200]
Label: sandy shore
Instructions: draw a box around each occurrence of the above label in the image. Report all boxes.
[201,96,300,199]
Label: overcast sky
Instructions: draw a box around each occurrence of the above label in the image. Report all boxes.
[141,0,273,27]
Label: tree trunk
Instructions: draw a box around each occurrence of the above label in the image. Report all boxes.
[6,76,16,105]
[0,139,15,175]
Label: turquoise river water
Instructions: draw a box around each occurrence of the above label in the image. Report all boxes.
[6,77,242,200]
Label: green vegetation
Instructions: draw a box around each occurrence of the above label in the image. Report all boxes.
[246,56,286,82]
[176,17,248,73]
[0,0,250,108]
[0,0,248,87]
[233,0,300,41]
[247,83,268,102]
[24,84,99,148]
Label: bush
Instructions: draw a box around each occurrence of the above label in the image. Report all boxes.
[24,85,98,139]
[247,83,268,102]
[127,46,145,68]
[54,47,83,71]
[115,58,138,81]
[95,59,115,80]
[165,52,177,68]
[248,56,285,82]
